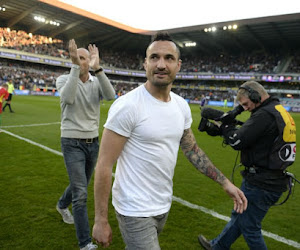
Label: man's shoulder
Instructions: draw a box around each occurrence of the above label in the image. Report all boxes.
[121,85,144,99]
[253,104,276,121]
[171,91,184,99]
[57,74,70,80]
[260,97,281,112]
[56,74,70,86]
[171,91,189,106]
[111,86,144,111]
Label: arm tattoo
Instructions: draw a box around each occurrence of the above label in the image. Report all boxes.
[180,128,226,185]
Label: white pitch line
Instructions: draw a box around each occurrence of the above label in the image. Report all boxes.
[262,231,300,249]
[2,128,300,249]
[172,196,231,222]
[1,129,62,157]
[1,122,60,128]
[172,196,300,249]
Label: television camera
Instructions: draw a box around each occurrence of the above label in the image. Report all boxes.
[198,105,245,136]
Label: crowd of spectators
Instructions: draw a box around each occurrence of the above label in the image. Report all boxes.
[0,28,69,58]
[100,50,144,70]
[1,58,298,101]
[172,88,233,102]
[2,27,300,74]
[180,52,283,74]
[286,53,300,73]
[0,58,66,90]
[0,28,299,100]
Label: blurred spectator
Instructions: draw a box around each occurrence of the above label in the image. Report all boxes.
[0,83,9,126]
[2,79,16,113]
[286,51,300,72]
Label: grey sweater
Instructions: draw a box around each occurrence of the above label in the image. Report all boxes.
[56,65,115,138]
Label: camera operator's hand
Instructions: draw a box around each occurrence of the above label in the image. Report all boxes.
[220,123,236,135]
[219,124,237,145]
[198,118,222,136]
[212,120,221,127]
[222,179,248,213]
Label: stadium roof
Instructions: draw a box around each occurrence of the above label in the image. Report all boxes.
[1,0,300,55]
[57,0,300,31]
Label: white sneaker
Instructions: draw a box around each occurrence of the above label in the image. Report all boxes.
[80,242,98,250]
[56,204,74,224]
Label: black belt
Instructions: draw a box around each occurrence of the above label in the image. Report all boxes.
[78,137,98,144]
[246,166,284,175]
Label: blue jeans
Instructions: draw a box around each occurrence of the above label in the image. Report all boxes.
[57,137,99,248]
[211,180,282,250]
[115,211,169,250]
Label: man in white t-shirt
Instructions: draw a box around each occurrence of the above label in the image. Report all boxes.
[92,32,248,249]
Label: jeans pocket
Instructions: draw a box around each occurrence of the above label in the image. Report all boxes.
[61,137,79,152]
[262,189,282,206]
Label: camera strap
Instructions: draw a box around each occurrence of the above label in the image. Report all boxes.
[230,150,242,184]
[232,162,299,205]
[274,172,300,206]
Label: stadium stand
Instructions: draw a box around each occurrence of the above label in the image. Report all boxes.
[0,1,300,111]
[1,34,299,105]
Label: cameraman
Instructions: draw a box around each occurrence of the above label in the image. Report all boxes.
[198,81,296,250]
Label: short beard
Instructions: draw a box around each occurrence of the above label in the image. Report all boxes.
[152,80,172,88]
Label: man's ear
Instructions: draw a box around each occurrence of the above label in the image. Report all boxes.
[177,59,182,72]
[143,58,147,71]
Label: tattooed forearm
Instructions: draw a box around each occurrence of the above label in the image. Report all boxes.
[180,128,226,185]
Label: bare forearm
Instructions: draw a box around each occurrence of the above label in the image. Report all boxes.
[186,144,226,184]
[180,129,247,213]
[180,128,226,185]
[94,164,113,224]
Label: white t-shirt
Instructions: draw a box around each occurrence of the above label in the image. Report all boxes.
[104,85,192,217]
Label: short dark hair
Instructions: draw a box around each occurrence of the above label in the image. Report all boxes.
[152,32,173,42]
[147,31,181,58]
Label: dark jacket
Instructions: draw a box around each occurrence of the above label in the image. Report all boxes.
[222,96,288,192]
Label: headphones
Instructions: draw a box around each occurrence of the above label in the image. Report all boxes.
[239,85,261,104]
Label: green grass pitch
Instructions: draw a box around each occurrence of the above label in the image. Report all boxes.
[1,95,299,249]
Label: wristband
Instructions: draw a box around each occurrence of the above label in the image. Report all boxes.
[94,67,103,74]
[72,64,80,69]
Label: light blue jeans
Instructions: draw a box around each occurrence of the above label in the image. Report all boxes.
[211,180,282,250]
[57,137,99,248]
[115,210,169,250]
